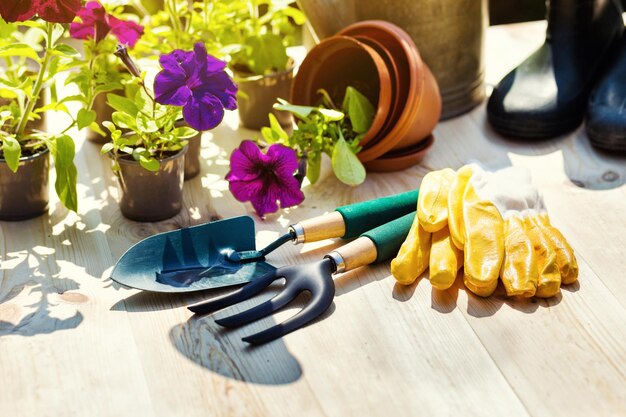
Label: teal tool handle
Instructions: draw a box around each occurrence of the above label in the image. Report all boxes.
[362,211,416,263]
[335,190,418,239]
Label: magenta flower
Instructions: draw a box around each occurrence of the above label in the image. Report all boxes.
[154,42,238,131]
[70,2,144,47]
[226,141,305,218]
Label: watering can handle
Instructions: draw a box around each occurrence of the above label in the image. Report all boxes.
[292,190,418,244]
[326,211,416,273]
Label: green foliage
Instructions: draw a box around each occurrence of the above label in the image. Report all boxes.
[261,87,375,187]
[0,19,80,212]
[134,0,304,76]
[104,85,197,173]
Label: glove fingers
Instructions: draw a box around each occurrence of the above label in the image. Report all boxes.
[500,216,538,297]
[417,168,456,233]
[448,165,473,250]
[429,226,463,290]
[462,185,504,297]
[524,217,561,298]
[533,214,579,285]
[391,215,432,285]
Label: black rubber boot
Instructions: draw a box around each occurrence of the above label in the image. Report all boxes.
[586,33,626,152]
[487,0,624,139]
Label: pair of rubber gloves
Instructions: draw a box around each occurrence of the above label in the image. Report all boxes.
[391,164,578,298]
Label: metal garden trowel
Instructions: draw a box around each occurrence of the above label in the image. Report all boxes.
[110,190,418,293]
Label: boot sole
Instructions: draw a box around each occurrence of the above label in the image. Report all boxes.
[587,127,626,152]
[487,112,583,139]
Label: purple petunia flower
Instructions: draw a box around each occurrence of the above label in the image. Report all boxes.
[226,141,305,218]
[70,2,144,47]
[154,42,238,131]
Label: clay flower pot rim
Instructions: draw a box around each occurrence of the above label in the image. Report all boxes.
[233,58,297,83]
[339,20,429,162]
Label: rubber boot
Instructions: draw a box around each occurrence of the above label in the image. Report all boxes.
[586,33,626,152]
[487,0,624,139]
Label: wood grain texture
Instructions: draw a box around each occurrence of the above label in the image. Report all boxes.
[1,21,625,417]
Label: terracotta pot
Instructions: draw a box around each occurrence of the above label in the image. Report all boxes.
[290,36,393,148]
[297,0,487,119]
[184,132,202,180]
[363,135,434,172]
[112,146,187,222]
[86,91,121,144]
[0,148,49,220]
[235,63,295,130]
[337,21,441,162]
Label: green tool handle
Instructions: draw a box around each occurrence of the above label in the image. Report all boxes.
[295,190,418,243]
[329,211,416,272]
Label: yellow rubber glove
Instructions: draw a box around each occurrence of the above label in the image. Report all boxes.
[392,165,578,299]
[391,169,462,290]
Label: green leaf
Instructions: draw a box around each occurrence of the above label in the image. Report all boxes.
[107,94,139,117]
[274,98,315,119]
[244,33,288,75]
[261,113,289,145]
[1,135,21,172]
[52,135,78,212]
[134,88,153,116]
[343,86,375,134]
[331,136,366,186]
[281,6,307,25]
[112,111,137,130]
[100,142,114,154]
[306,152,321,184]
[136,113,159,133]
[52,44,80,57]
[172,126,199,139]
[77,108,97,130]
[139,155,160,172]
[0,43,39,60]
[317,108,344,121]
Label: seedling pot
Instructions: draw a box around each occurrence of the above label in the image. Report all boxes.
[0,148,50,221]
[363,135,434,172]
[235,63,295,130]
[112,146,187,222]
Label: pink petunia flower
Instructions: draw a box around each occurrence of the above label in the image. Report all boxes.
[226,141,305,218]
[70,1,143,47]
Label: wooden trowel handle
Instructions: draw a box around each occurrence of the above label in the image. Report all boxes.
[291,190,419,244]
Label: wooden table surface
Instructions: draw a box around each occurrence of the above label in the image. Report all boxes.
[1,21,625,417]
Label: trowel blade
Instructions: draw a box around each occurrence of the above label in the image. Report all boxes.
[110,216,276,293]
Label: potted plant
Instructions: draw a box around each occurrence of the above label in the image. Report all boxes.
[222,0,306,130]
[0,5,82,220]
[104,42,237,221]
[67,1,144,144]
[131,0,225,179]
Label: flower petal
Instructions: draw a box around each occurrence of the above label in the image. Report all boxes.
[154,70,191,106]
[70,2,109,42]
[0,0,36,22]
[193,42,226,73]
[35,0,82,23]
[198,71,238,110]
[266,144,300,179]
[183,93,225,131]
[108,15,144,47]
[226,140,265,181]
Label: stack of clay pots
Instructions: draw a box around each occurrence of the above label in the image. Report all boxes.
[291,20,442,172]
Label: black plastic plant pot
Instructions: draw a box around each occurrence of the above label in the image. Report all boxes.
[235,63,295,130]
[0,148,50,221]
[112,146,187,222]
